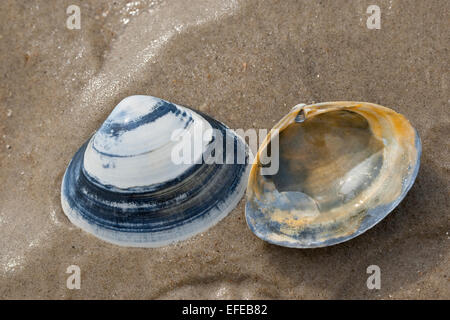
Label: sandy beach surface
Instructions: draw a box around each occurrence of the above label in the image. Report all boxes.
[0,0,448,299]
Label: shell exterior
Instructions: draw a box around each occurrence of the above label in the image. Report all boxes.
[61,95,250,247]
[246,102,421,248]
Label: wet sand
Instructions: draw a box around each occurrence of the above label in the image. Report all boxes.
[0,0,449,299]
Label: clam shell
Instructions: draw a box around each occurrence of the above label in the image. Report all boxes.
[61,95,250,247]
[246,102,421,248]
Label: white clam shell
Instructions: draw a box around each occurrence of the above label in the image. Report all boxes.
[61,95,251,247]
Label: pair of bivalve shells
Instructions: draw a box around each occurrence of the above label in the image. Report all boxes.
[61,96,421,248]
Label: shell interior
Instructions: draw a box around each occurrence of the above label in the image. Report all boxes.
[246,102,421,248]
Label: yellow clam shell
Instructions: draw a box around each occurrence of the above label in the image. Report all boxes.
[246,102,421,248]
